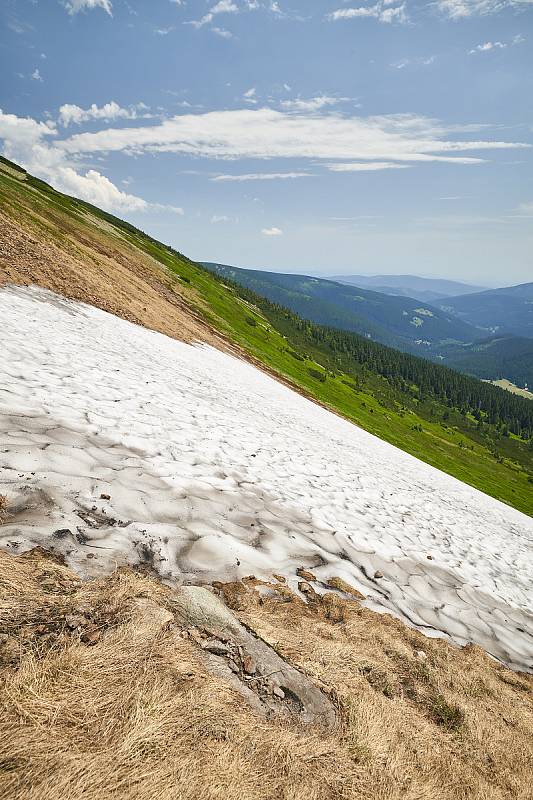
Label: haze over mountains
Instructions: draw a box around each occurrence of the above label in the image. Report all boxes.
[203,263,533,389]
[438,283,533,340]
[331,274,487,304]
[202,263,480,352]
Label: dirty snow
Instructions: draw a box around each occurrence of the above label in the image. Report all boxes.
[1,286,532,670]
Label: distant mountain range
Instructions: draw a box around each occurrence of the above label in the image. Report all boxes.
[331,274,486,304]
[202,263,533,388]
[437,283,533,339]
[202,263,480,353]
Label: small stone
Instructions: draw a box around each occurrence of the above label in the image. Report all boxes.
[426,555,433,560]
[242,655,257,675]
[298,581,314,595]
[100,493,111,500]
[187,627,204,645]
[296,568,317,582]
[273,686,285,699]
[52,529,72,539]
[86,553,96,559]
[81,629,101,646]
[65,615,85,630]
[228,659,240,674]
[273,574,286,584]
[202,639,230,656]
[415,650,427,661]
[374,571,384,579]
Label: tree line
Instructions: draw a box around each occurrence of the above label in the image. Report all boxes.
[214,274,533,439]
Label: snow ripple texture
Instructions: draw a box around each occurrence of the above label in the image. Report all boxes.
[1,286,532,671]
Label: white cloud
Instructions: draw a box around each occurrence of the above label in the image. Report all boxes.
[58,101,143,127]
[469,34,525,53]
[31,68,43,82]
[212,26,233,37]
[57,108,529,167]
[328,3,407,24]
[280,95,348,112]
[154,26,174,35]
[1,105,529,219]
[243,87,257,104]
[187,0,238,28]
[437,0,532,17]
[0,109,182,216]
[262,226,283,235]
[211,171,310,181]
[327,161,410,171]
[211,214,231,222]
[391,56,436,69]
[64,0,112,15]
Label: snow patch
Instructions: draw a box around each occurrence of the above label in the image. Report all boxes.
[1,286,532,670]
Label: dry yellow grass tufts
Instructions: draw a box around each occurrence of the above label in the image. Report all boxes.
[1,549,532,800]
[0,494,6,521]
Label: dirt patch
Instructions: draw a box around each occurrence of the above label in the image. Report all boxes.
[0,204,225,348]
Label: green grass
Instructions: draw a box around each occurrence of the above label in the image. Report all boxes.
[1,162,532,516]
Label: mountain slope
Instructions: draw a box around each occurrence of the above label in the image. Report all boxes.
[1,156,532,516]
[439,283,533,338]
[202,262,481,353]
[331,273,486,303]
[439,335,533,388]
[2,548,532,800]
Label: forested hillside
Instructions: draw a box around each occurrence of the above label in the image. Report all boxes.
[439,283,533,338]
[202,262,480,353]
[211,274,533,439]
[439,336,533,389]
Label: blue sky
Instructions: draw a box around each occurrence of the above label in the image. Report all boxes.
[1,0,532,284]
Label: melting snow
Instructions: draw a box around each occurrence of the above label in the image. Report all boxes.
[1,286,532,670]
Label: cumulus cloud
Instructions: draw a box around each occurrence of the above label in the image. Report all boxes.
[31,68,43,82]
[1,105,529,216]
[0,108,182,216]
[64,0,112,15]
[328,3,407,23]
[261,226,283,235]
[58,101,145,127]
[56,107,529,166]
[211,172,311,181]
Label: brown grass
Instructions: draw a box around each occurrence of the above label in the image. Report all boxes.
[0,196,225,349]
[1,549,532,800]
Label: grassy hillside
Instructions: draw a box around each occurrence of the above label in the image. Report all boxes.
[202,261,480,354]
[1,157,532,515]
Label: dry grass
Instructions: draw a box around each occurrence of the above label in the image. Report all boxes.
[0,200,224,349]
[1,550,532,800]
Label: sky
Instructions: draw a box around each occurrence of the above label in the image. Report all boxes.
[1,0,532,285]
